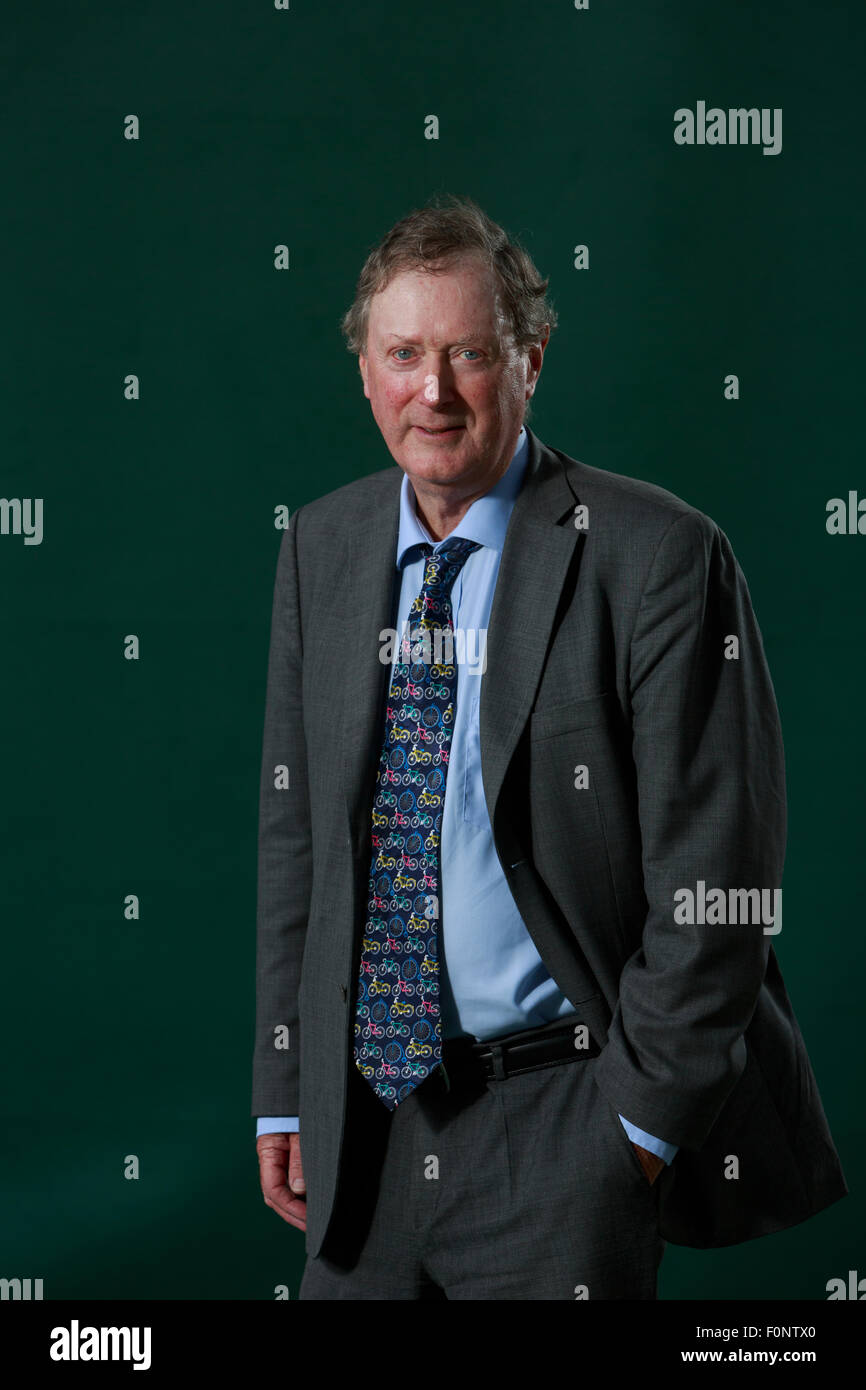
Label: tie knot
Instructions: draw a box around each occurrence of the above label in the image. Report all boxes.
[421,537,481,595]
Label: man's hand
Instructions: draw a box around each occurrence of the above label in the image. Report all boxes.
[631,1141,665,1185]
[257,1131,307,1232]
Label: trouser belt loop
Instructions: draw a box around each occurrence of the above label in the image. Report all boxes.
[488,1041,507,1081]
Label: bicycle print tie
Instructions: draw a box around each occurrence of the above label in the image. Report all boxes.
[353,535,481,1109]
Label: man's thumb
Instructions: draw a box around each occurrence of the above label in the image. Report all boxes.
[289,1148,306,1193]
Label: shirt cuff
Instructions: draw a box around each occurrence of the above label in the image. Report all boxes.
[256,1116,299,1136]
[618,1114,678,1164]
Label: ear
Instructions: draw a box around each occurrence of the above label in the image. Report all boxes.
[359,354,371,400]
[526,327,549,396]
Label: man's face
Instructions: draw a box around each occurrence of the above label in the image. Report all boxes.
[358,255,544,500]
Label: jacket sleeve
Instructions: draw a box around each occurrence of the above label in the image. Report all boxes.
[593,509,787,1149]
[250,510,312,1117]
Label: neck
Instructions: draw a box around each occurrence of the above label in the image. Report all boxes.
[413,492,476,542]
[411,436,520,541]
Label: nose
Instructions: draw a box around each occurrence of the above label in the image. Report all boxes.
[423,373,439,404]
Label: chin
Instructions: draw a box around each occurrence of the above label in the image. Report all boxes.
[408,449,468,473]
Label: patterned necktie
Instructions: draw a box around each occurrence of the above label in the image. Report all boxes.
[354,535,481,1109]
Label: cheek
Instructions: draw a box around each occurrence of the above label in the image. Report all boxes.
[465,373,502,408]
[374,377,414,418]
[488,373,524,418]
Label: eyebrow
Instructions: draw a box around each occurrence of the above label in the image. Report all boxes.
[384,334,488,348]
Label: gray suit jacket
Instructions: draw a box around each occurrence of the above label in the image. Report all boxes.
[252,425,847,1255]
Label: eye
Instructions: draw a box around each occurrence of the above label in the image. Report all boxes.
[391,347,482,362]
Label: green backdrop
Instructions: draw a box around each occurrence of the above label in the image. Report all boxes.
[2,0,862,1300]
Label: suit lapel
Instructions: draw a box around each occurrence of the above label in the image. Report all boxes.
[340,471,402,847]
[479,428,581,822]
[341,427,582,847]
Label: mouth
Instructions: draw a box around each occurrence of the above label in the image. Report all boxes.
[415,425,464,436]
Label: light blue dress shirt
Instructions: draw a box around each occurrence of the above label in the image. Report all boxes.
[257,427,677,1166]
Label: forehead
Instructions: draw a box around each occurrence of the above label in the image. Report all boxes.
[368,255,504,336]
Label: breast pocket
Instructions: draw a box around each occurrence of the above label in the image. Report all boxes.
[461,689,489,828]
[529,690,615,743]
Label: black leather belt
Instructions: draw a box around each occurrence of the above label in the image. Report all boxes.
[440,1014,601,1085]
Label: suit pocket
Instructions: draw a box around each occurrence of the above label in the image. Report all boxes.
[529,690,615,743]
[591,1071,655,1189]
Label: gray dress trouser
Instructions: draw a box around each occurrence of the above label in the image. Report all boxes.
[299,1027,665,1301]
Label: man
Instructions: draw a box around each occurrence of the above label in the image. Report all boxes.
[252,194,846,1299]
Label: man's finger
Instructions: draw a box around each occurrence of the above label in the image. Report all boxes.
[288,1135,306,1194]
[263,1191,307,1231]
[257,1134,307,1229]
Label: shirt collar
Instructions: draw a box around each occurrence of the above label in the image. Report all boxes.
[396,425,529,568]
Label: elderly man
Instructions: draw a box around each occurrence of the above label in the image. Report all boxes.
[252,194,846,1300]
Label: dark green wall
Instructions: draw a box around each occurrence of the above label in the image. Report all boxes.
[2,0,861,1299]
